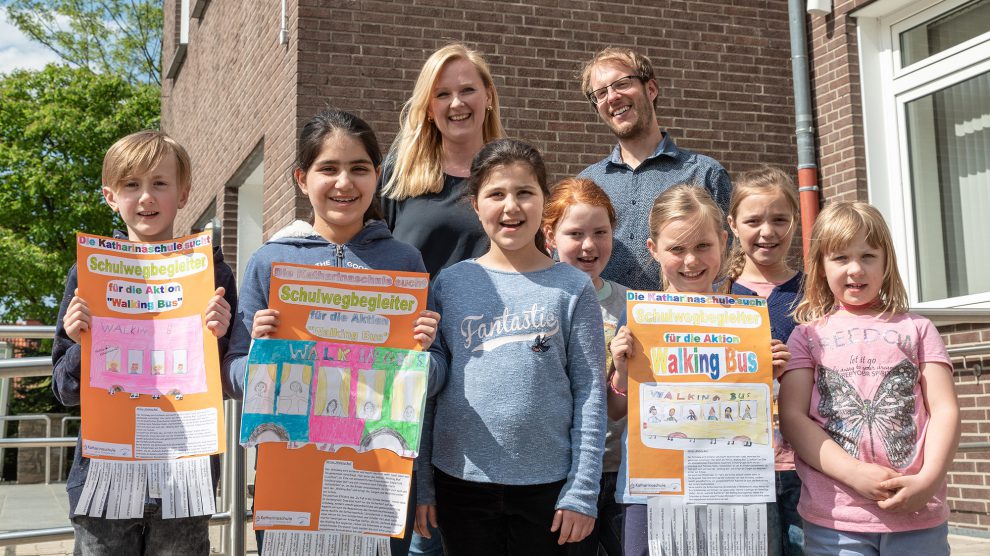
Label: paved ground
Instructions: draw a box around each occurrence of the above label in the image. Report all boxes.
[0,484,70,532]
[2,483,988,554]
[0,483,258,555]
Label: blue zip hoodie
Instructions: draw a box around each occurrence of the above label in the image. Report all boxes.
[222,220,427,400]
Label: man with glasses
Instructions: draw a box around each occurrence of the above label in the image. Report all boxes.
[579,47,732,292]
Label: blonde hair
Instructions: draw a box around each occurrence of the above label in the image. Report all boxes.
[649,184,729,293]
[383,44,505,200]
[724,165,800,282]
[793,201,908,323]
[102,130,191,194]
[579,46,658,108]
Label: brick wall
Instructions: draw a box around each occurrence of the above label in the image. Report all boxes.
[294,0,797,184]
[161,0,302,247]
[163,0,800,275]
[807,0,869,203]
[941,325,990,532]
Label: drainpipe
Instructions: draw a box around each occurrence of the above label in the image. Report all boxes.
[788,0,821,260]
[279,0,289,45]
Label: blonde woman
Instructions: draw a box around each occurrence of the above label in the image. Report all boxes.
[380,43,506,277]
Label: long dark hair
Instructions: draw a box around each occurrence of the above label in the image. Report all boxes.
[466,138,550,254]
[296,108,384,222]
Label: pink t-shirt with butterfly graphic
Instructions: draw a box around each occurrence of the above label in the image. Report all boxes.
[782,311,951,533]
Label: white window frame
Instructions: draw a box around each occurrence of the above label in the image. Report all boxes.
[165,0,190,79]
[856,0,990,308]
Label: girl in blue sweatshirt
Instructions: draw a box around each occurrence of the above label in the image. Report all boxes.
[223,109,440,554]
[414,139,606,555]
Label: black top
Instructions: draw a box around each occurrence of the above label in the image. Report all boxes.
[379,163,487,278]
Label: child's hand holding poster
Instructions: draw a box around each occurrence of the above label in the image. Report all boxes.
[245,263,429,551]
[75,232,224,519]
[626,291,774,554]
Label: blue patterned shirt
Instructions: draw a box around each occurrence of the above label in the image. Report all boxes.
[579,133,732,291]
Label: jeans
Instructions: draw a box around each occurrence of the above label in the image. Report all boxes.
[434,468,596,556]
[409,524,445,555]
[621,504,648,556]
[72,505,210,556]
[803,521,948,556]
[768,470,805,556]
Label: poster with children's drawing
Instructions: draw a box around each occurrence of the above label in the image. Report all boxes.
[625,291,774,503]
[91,316,207,397]
[246,263,429,542]
[240,264,430,457]
[74,232,225,519]
[240,339,429,456]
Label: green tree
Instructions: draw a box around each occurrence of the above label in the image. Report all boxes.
[0,64,160,323]
[1,0,162,86]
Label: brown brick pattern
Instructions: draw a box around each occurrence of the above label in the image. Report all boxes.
[162,0,302,244]
[807,0,869,202]
[292,0,798,181]
[942,325,990,531]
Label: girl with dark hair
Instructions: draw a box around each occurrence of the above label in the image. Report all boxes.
[222,108,440,554]
[415,139,607,554]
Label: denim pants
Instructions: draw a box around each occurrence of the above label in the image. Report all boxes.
[803,521,949,556]
[409,524,445,556]
[72,505,210,556]
[768,469,804,556]
[434,468,596,556]
[621,503,649,556]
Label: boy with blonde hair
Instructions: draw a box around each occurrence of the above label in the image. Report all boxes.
[52,130,237,554]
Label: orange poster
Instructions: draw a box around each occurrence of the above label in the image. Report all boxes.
[74,232,224,519]
[248,263,429,547]
[626,291,774,503]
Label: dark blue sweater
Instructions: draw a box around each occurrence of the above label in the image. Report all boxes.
[730,271,804,343]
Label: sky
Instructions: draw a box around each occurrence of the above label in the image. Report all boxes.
[0,10,61,74]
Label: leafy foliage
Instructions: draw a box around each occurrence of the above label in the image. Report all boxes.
[0,64,159,323]
[1,0,162,86]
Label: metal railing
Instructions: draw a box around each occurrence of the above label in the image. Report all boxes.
[0,357,53,379]
[58,417,80,481]
[0,510,253,547]
[0,415,57,484]
[0,326,249,553]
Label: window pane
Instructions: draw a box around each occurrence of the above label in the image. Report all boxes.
[905,70,990,301]
[900,0,990,67]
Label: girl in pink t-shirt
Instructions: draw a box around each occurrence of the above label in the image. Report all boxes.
[779,201,960,556]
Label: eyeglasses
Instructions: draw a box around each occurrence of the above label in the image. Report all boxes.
[586,75,643,105]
